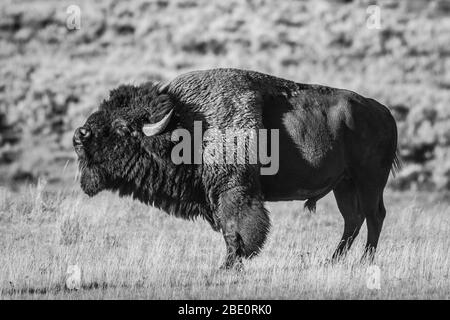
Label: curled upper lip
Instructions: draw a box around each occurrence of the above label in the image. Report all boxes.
[73,140,85,157]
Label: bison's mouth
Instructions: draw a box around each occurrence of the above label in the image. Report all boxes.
[74,145,86,158]
[73,126,91,159]
[73,126,105,196]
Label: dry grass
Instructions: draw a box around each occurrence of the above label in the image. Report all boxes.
[0,180,448,299]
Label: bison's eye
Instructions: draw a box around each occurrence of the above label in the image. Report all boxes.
[112,118,130,137]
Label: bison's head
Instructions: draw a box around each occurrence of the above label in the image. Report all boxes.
[73,83,176,197]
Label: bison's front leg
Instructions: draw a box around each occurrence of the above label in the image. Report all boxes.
[221,220,244,270]
[217,187,271,270]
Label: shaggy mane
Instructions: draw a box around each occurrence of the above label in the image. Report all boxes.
[99,82,175,124]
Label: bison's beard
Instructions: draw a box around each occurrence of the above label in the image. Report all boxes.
[78,162,106,197]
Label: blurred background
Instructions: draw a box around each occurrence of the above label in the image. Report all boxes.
[0,0,449,192]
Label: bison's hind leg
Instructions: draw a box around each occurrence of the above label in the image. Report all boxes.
[332,177,365,262]
[358,183,387,263]
[218,188,270,270]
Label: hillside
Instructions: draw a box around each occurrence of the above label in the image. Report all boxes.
[1,0,450,190]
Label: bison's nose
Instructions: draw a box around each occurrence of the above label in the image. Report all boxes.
[74,127,91,144]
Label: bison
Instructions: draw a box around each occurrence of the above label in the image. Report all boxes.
[73,68,399,269]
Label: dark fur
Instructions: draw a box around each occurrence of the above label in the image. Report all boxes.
[77,84,217,226]
[75,68,399,267]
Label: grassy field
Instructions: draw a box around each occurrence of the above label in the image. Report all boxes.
[0,180,448,299]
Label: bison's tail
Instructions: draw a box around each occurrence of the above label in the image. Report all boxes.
[391,148,402,177]
[238,199,271,259]
[390,120,402,177]
[388,107,402,178]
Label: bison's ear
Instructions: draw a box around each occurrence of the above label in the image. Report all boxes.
[142,109,173,136]
[112,118,131,137]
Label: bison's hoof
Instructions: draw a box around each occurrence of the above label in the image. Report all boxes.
[220,260,244,272]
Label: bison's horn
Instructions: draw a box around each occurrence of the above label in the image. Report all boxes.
[142,109,174,136]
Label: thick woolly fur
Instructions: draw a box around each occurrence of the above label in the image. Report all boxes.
[78,83,218,228]
[76,68,399,261]
[76,69,276,257]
